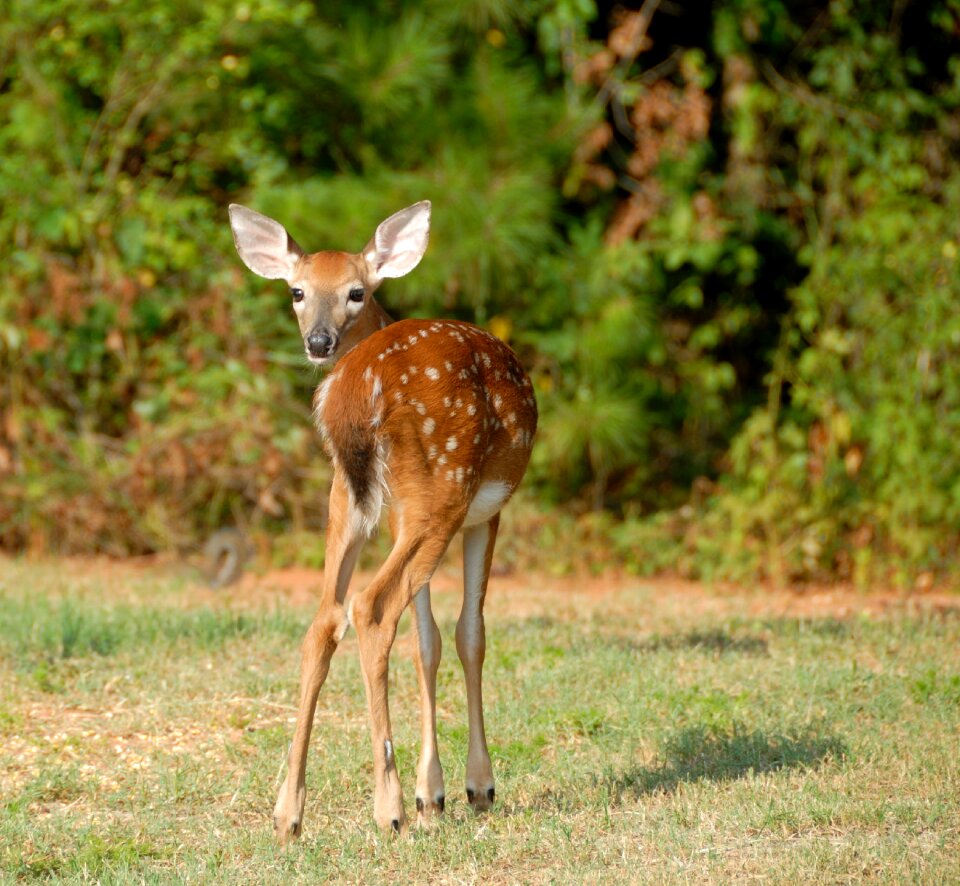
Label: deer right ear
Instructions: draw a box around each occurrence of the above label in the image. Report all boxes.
[228,204,303,280]
[365,200,431,281]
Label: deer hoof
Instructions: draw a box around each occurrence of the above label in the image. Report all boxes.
[467,784,496,812]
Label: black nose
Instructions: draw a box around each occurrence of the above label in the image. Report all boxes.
[306,330,334,357]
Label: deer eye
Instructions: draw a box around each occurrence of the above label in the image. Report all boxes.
[348,287,364,303]
[291,288,305,303]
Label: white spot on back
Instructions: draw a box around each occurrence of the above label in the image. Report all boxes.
[446,436,458,451]
[423,417,435,435]
[425,367,439,380]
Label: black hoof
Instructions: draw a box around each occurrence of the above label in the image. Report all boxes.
[415,797,424,813]
[437,795,445,813]
[487,787,495,803]
[391,818,401,833]
[274,816,300,838]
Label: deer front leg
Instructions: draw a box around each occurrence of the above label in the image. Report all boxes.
[411,583,445,826]
[457,515,499,812]
[274,476,363,844]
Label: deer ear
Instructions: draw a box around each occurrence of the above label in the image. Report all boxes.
[365,200,431,281]
[228,204,303,280]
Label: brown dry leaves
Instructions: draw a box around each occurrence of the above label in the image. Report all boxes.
[569,7,714,244]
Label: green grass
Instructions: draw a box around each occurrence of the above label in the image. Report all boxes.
[1,557,958,883]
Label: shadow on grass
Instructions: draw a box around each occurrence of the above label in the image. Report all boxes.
[586,628,770,657]
[597,723,848,803]
[596,617,858,658]
[634,629,770,656]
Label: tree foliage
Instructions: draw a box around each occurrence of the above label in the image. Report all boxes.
[1,0,959,583]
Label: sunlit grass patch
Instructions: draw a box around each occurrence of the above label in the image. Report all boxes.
[0,560,958,882]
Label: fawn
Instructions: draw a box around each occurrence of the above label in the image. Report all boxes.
[228,200,537,840]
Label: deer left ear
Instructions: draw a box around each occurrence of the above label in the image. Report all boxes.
[364,201,431,281]
[229,204,303,281]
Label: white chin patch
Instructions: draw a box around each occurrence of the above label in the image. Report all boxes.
[307,352,333,366]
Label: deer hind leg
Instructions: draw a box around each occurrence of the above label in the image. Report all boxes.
[411,583,445,826]
[273,474,365,844]
[351,530,454,834]
[457,512,499,812]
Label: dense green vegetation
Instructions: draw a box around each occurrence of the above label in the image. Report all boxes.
[2,0,959,584]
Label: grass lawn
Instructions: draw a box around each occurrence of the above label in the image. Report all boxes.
[1,555,958,883]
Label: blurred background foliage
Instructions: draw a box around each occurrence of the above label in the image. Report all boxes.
[1,0,959,587]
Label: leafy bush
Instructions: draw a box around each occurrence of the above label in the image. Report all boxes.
[2,0,960,585]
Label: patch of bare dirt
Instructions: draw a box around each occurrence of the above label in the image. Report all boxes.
[218,561,959,620]
[8,553,959,621]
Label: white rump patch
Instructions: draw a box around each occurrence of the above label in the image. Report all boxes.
[463,480,511,527]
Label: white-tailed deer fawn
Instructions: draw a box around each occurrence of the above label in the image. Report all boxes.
[228,200,537,840]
